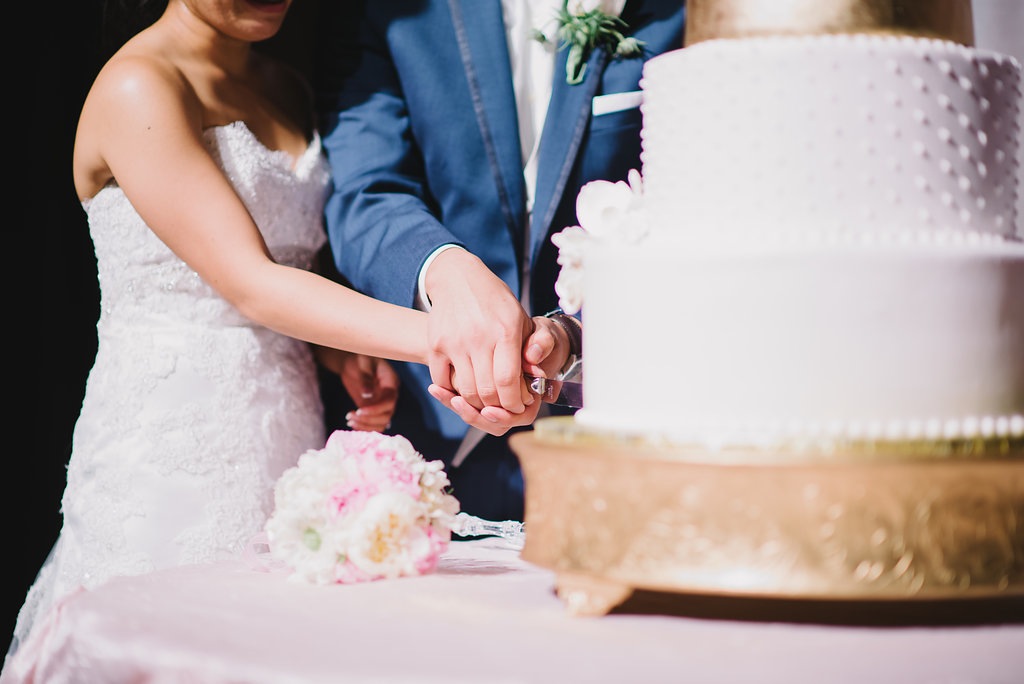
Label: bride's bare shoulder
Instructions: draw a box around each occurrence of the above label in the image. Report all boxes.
[73,38,198,200]
[89,37,192,114]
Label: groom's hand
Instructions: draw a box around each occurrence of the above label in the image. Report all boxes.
[523,316,572,380]
[428,378,541,436]
[339,354,399,433]
[423,248,533,414]
[313,345,399,433]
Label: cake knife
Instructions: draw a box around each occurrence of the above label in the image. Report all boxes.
[527,368,583,408]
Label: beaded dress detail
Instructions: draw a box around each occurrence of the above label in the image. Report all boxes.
[11,122,331,651]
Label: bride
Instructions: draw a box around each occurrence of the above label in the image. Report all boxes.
[5,0,572,663]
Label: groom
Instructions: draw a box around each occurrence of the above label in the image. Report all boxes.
[315,0,685,521]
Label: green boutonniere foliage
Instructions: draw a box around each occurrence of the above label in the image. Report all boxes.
[534,4,645,85]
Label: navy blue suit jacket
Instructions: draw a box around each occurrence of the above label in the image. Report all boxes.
[316,0,684,519]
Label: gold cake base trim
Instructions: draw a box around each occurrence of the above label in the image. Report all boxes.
[684,0,974,47]
[510,417,1024,616]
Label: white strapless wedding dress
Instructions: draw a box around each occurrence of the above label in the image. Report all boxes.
[9,122,331,653]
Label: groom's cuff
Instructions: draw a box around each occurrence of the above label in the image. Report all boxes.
[416,243,464,311]
[544,309,582,379]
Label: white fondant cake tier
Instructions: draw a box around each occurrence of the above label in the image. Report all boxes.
[640,35,1022,243]
[572,34,1024,446]
[575,240,1024,445]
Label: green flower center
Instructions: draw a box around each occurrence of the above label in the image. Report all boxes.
[303,528,321,551]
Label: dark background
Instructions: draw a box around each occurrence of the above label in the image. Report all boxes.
[8,0,321,648]
[10,0,104,650]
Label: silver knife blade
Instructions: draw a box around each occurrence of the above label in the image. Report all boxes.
[527,373,583,408]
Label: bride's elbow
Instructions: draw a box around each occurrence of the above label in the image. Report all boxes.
[213,262,300,330]
[230,293,264,324]
[214,272,273,325]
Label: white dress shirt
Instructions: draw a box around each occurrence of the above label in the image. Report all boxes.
[416,0,561,311]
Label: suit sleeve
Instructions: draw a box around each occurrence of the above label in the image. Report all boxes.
[314,4,464,309]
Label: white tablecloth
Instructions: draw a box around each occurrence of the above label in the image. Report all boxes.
[3,539,1022,683]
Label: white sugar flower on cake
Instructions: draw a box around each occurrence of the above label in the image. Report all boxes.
[264,430,460,585]
[552,168,648,314]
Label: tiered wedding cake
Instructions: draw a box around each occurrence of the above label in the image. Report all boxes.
[564,1,1024,448]
[513,0,1024,614]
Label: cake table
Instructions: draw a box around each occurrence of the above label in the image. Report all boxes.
[2,537,1022,684]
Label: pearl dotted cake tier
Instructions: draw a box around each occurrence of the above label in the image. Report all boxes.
[576,240,1024,446]
[640,35,1022,243]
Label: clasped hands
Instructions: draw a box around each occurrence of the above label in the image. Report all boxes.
[423,249,573,436]
[426,316,567,436]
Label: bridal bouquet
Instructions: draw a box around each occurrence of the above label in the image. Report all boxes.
[264,430,461,585]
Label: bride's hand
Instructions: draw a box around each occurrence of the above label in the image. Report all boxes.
[422,248,532,414]
[314,346,399,433]
[428,371,537,436]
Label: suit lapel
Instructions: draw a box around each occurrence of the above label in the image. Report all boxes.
[530,45,609,261]
[449,0,527,245]
[450,0,613,265]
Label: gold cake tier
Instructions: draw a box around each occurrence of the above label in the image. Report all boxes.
[510,417,1024,616]
[685,0,974,47]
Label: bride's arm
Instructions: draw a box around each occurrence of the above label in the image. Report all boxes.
[77,56,429,365]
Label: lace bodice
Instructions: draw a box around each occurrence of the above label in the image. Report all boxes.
[85,121,330,327]
[11,122,333,652]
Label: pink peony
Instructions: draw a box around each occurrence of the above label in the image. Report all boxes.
[264,430,461,585]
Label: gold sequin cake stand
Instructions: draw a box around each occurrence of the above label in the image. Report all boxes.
[509,417,1024,616]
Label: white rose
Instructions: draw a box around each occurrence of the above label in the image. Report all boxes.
[567,0,626,17]
[575,170,642,239]
[553,260,585,315]
[347,492,431,579]
[551,170,647,314]
[551,226,589,314]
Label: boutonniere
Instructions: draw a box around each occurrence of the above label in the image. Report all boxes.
[534,1,645,85]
